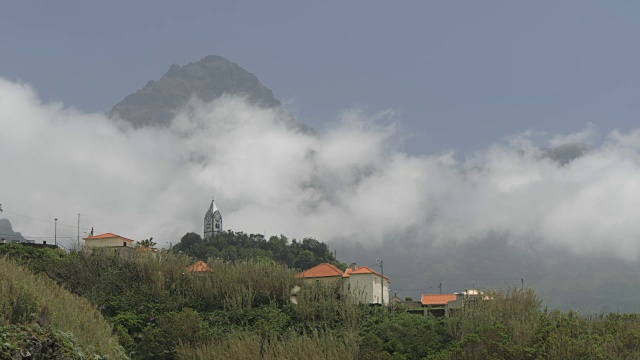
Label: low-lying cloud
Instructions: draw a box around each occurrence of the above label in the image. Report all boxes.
[2,77,640,260]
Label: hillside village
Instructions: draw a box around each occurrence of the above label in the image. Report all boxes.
[1,200,485,318]
[4,199,640,359]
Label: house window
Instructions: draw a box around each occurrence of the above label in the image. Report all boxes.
[123,241,127,247]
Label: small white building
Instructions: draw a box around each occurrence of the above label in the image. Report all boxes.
[83,233,135,248]
[345,263,391,305]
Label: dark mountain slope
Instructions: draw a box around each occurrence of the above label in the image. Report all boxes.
[0,218,26,242]
[109,55,283,127]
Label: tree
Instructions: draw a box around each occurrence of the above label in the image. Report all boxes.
[171,232,203,257]
[136,237,156,249]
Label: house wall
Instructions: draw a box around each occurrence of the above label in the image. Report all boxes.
[85,237,133,248]
[348,274,390,305]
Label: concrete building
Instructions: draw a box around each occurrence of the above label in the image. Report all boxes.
[419,290,487,317]
[83,233,135,248]
[421,294,461,317]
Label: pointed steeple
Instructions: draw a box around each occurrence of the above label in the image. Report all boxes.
[204,198,222,239]
[209,199,219,214]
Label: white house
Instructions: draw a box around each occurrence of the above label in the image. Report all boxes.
[344,263,391,305]
[83,233,135,248]
[296,262,391,305]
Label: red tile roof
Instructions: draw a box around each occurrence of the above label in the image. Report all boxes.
[297,263,348,278]
[346,266,391,281]
[83,233,135,243]
[421,294,457,306]
[187,261,212,273]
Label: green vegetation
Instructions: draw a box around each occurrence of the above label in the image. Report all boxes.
[170,231,345,270]
[4,240,640,359]
[0,255,126,359]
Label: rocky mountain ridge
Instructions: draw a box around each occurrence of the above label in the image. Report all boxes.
[109,55,299,129]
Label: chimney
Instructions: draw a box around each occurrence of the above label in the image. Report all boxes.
[348,263,357,271]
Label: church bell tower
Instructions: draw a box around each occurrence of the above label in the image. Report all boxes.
[204,199,222,239]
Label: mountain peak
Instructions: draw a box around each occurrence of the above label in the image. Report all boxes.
[0,218,26,242]
[109,55,281,127]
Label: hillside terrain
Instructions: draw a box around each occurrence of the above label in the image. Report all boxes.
[4,237,640,359]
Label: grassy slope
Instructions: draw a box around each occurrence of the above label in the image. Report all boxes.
[0,256,126,359]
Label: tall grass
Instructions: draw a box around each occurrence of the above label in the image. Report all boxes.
[446,287,640,359]
[0,256,126,359]
[447,287,542,343]
[133,253,299,312]
[290,281,365,331]
[177,329,359,360]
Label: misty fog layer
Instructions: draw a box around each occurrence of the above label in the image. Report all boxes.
[2,77,640,260]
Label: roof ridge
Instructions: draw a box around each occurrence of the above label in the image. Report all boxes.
[349,265,390,280]
[297,262,346,278]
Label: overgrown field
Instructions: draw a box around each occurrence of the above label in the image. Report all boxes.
[3,243,640,359]
[0,254,126,359]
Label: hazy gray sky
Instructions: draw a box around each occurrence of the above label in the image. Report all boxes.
[3,1,640,154]
[4,1,640,259]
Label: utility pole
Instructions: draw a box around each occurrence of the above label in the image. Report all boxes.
[77,213,80,249]
[54,218,58,247]
[377,259,384,305]
[438,282,443,294]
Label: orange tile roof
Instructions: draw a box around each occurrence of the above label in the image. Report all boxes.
[421,294,457,306]
[347,266,391,281]
[187,260,212,273]
[83,233,135,243]
[296,263,348,278]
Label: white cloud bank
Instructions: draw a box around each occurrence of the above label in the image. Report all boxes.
[2,78,640,259]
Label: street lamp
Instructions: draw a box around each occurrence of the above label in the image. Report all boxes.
[54,218,58,247]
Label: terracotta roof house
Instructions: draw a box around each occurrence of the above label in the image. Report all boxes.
[187,260,213,273]
[421,293,464,317]
[296,262,392,305]
[83,233,135,248]
[296,263,349,293]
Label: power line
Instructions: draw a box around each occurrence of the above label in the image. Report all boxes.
[2,210,92,231]
[0,232,76,239]
[392,285,440,292]
[80,213,139,232]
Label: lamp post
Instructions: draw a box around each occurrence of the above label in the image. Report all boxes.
[54,218,58,247]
